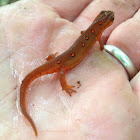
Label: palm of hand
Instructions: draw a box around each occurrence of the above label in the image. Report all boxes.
[0,0,140,139]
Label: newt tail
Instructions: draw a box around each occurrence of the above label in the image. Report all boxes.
[20,62,60,136]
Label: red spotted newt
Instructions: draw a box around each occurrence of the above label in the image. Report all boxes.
[20,11,114,136]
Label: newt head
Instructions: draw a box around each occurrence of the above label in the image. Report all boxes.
[93,11,114,32]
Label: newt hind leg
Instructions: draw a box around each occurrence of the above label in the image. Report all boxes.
[59,69,77,96]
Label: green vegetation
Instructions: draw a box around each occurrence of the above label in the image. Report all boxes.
[0,0,19,6]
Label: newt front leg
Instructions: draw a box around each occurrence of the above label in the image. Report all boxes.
[46,52,58,61]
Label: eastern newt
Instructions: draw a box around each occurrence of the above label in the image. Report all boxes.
[20,11,114,136]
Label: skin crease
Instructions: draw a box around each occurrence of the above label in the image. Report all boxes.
[0,0,140,140]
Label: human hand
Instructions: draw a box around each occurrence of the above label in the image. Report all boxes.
[0,0,140,139]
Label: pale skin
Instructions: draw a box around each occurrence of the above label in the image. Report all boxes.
[0,0,140,140]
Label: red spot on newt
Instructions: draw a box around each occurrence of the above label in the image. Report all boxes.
[20,11,114,136]
[91,29,95,33]
[82,43,85,47]
[57,60,61,64]
[70,53,75,57]
[85,36,89,40]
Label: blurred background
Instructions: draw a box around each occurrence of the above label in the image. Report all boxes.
[0,0,18,6]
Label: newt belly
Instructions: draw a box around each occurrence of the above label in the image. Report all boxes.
[20,11,114,136]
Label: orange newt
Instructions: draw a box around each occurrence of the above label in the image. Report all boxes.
[20,11,114,136]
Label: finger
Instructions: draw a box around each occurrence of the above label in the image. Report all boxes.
[130,72,140,101]
[107,8,140,70]
[74,0,140,43]
[40,0,92,21]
